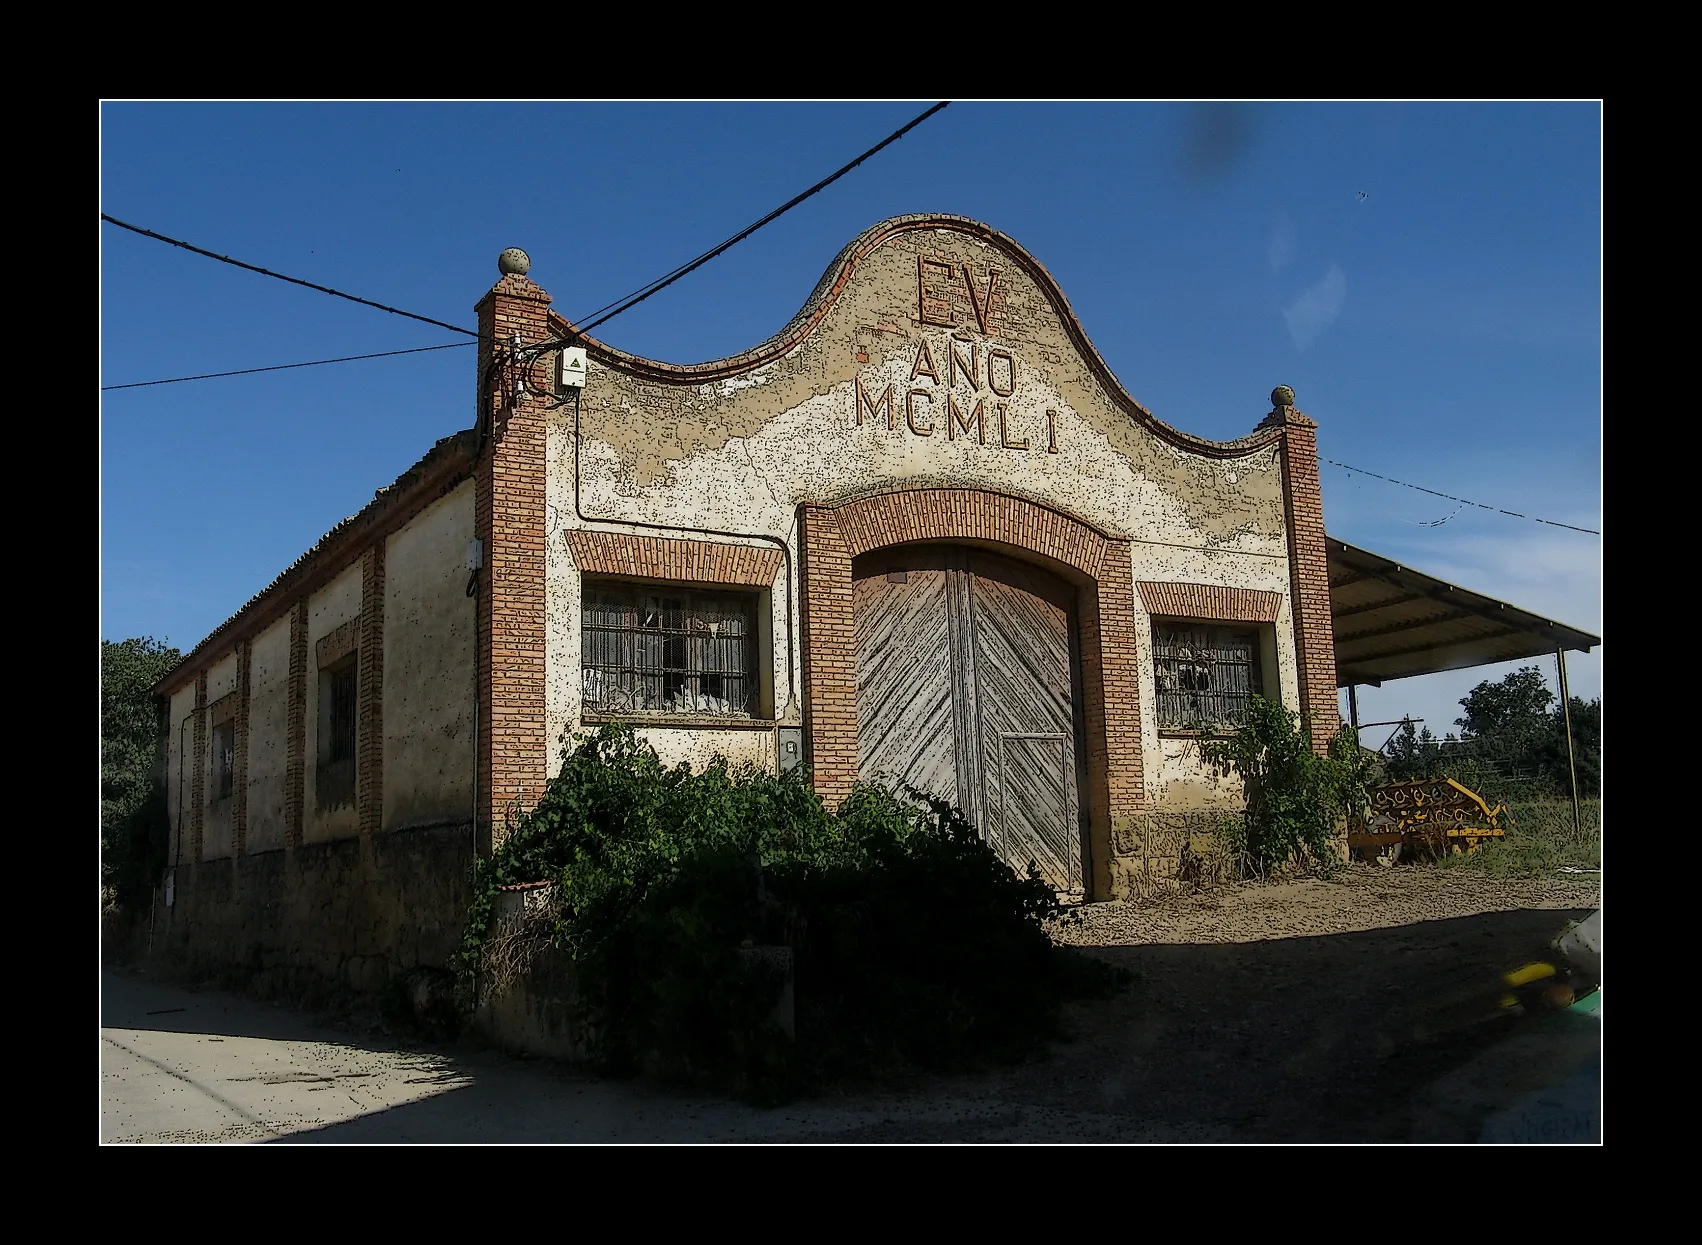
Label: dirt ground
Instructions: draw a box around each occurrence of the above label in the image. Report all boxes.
[773,865,1602,1142]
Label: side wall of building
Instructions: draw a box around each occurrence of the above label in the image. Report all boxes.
[150,472,477,997]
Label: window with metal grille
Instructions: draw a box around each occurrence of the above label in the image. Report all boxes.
[212,719,235,801]
[581,584,756,717]
[1153,623,1261,730]
[317,657,358,809]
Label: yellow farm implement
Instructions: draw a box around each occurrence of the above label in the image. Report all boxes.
[1348,776,1509,864]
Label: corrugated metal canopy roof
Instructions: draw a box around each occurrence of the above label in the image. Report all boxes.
[1328,538,1599,687]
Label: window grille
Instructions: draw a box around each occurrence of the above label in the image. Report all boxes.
[213,720,235,801]
[317,660,358,808]
[581,585,756,717]
[1153,624,1261,729]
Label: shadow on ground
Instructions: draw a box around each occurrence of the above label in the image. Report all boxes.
[104,906,1598,1142]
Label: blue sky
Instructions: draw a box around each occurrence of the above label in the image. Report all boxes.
[99,101,1601,740]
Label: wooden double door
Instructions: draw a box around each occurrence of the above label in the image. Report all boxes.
[853,545,1086,892]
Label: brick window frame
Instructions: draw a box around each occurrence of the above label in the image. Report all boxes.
[1136,582,1284,737]
[567,530,783,728]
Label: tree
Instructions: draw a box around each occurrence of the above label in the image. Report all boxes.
[1382,718,1442,781]
[102,637,180,908]
[1455,666,1554,738]
[1382,667,1601,801]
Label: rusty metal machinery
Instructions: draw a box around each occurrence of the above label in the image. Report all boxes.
[1348,776,1509,863]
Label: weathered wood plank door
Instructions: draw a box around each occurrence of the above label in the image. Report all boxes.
[853,546,1083,891]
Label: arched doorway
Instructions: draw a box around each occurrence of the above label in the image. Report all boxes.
[852,545,1085,892]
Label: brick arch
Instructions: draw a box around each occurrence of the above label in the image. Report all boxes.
[799,487,1143,900]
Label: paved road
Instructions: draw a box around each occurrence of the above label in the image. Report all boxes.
[102,969,1181,1143]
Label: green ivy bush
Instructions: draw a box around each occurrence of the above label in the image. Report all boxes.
[1197,695,1375,877]
[455,724,1124,1103]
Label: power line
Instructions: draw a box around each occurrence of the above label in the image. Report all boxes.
[101,341,474,391]
[100,103,951,394]
[544,101,952,348]
[1324,459,1600,535]
[101,214,479,338]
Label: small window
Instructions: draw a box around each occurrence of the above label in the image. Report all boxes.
[581,583,756,717]
[317,657,358,809]
[1153,623,1262,730]
[212,719,236,802]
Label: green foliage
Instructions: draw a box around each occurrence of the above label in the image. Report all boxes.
[102,637,180,908]
[1381,667,1600,801]
[1196,696,1370,876]
[455,725,1123,1102]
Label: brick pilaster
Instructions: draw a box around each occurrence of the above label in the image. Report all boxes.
[233,640,250,856]
[1088,540,1144,816]
[191,671,207,861]
[798,506,858,806]
[358,542,386,838]
[1263,404,1341,753]
[285,601,307,851]
[474,265,552,846]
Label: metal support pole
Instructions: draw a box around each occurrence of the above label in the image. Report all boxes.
[1556,647,1581,839]
[1348,685,1361,735]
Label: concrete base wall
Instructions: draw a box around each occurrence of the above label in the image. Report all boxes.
[475,940,588,1061]
[141,822,475,1001]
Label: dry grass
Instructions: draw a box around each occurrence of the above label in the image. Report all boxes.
[1433,798,1601,878]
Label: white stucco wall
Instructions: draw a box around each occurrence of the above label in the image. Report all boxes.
[202,653,239,860]
[166,684,197,863]
[383,480,476,831]
[544,222,1296,793]
[304,562,363,843]
[245,617,291,852]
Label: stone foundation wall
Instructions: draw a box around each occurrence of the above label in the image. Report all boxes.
[1107,811,1244,900]
[140,822,475,1002]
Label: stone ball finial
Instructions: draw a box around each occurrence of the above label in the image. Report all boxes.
[498,247,531,277]
[1271,385,1296,409]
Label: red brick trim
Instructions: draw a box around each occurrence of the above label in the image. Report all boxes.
[1136,582,1283,624]
[358,543,385,838]
[798,487,1144,898]
[316,618,360,669]
[476,275,552,846]
[208,692,239,725]
[191,672,207,862]
[233,641,250,856]
[567,530,782,588]
[1263,407,1341,751]
[285,601,307,851]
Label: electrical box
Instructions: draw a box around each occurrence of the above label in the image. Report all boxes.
[778,727,804,773]
[466,539,484,572]
[559,347,587,390]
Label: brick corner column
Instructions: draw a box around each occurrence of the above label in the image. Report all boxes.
[474,262,553,848]
[1262,402,1340,754]
[358,542,386,839]
[798,504,858,808]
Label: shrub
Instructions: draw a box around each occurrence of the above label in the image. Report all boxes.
[1196,696,1373,877]
[455,725,1123,1102]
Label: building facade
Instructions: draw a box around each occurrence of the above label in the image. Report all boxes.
[152,214,1339,991]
